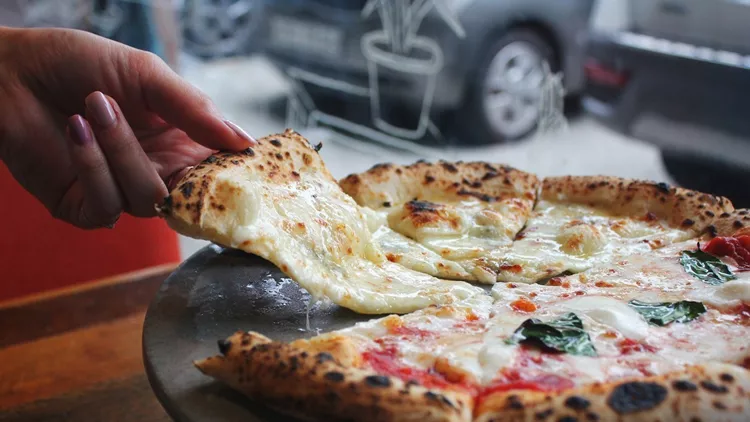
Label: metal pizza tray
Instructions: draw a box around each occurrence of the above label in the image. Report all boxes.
[143,244,373,422]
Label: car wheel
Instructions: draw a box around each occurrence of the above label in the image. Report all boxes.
[661,150,750,208]
[455,29,556,144]
[182,0,259,60]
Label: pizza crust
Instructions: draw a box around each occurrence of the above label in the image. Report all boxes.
[541,176,734,234]
[707,209,750,237]
[475,363,750,422]
[340,161,539,209]
[195,331,473,422]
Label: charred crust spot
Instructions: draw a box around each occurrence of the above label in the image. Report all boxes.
[243,147,255,156]
[607,382,667,414]
[705,210,715,217]
[654,182,671,193]
[565,396,591,410]
[507,395,524,410]
[708,225,718,237]
[720,212,731,218]
[180,181,195,198]
[382,201,392,208]
[275,153,283,160]
[441,162,458,173]
[291,171,300,179]
[217,339,231,355]
[720,373,735,383]
[365,375,391,387]
[405,380,420,388]
[585,413,600,421]
[324,371,345,382]
[440,396,455,409]
[482,171,498,180]
[534,409,554,420]
[230,160,240,165]
[713,401,727,410]
[160,196,173,213]
[682,218,695,227]
[314,142,323,152]
[700,380,728,394]
[300,351,309,359]
[558,417,578,422]
[425,175,436,184]
[734,220,744,228]
[415,159,428,164]
[303,154,313,165]
[406,200,440,213]
[270,139,282,147]
[457,189,494,202]
[395,168,403,174]
[205,155,218,163]
[673,380,698,392]
[316,352,334,364]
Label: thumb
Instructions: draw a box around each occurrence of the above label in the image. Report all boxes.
[138,54,255,151]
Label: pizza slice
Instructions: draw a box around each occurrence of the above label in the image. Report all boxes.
[459,176,735,283]
[339,161,540,280]
[195,295,495,422]
[158,130,482,315]
[196,277,750,421]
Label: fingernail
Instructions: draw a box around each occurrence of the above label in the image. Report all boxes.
[224,120,256,144]
[68,115,93,146]
[86,91,116,127]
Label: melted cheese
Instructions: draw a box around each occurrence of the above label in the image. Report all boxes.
[210,171,482,315]
[690,279,750,308]
[561,296,650,340]
[460,200,694,284]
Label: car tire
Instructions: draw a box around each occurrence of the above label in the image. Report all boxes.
[454,29,557,144]
[181,0,260,60]
[661,150,750,208]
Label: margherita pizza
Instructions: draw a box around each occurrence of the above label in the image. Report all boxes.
[159,130,750,421]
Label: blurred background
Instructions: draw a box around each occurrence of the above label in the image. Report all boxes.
[1,0,748,302]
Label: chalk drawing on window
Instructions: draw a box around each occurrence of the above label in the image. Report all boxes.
[285,0,465,147]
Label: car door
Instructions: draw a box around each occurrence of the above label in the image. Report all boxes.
[631,0,722,48]
[714,0,750,55]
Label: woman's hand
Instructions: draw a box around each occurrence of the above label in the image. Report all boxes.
[0,27,255,229]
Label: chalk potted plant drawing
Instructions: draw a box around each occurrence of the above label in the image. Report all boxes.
[361,0,465,140]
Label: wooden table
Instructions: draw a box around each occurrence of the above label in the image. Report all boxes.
[0,264,178,422]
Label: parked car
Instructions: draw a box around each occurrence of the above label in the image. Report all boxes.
[183,0,595,144]
[583,0,750,206]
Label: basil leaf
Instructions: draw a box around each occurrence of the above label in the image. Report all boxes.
[680,250,736,285]
[505,312,597,357]
[628,300,707,326]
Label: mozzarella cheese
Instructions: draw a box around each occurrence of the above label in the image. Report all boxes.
[384,197,531,261]
[460,200,696,284]
[190,169,482,315]
[561,296,650,340]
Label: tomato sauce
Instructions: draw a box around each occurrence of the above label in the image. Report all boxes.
[475,371,574,406]
[362,344,471,392]
[617,338,658,355]
[702,236,750,271]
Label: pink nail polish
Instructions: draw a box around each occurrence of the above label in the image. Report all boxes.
[224,120,256,144]
[86,92,116,127]
[68,115,93,146]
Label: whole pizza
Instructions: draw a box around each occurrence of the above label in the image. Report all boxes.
[157,130,750,422]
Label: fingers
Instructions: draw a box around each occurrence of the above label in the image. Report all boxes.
[85,91,168,217]
[65,115,123,228]
[137,53,256,151]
